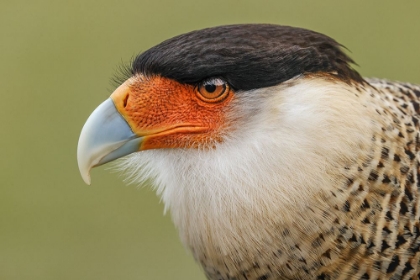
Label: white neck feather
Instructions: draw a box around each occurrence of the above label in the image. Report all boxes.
[116,76,374,262]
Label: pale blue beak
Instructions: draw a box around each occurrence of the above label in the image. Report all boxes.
[77,98,142,185]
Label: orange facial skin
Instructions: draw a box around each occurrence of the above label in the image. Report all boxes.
[111,75,234,151]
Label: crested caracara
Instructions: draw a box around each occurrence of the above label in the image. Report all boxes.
[77,24,420,279]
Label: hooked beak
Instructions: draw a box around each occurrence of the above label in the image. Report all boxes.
[77,97,142,185]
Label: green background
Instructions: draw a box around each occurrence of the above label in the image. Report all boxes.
[1,1,419,279]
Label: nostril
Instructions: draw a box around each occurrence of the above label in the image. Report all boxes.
[123,94,129,108]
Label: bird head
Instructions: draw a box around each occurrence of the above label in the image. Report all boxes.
[77,24,363,186]
[77,24,377,267]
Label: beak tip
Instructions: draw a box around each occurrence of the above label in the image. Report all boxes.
[77,138,93,185]
[78,158,92,185]
[82,172,92,185]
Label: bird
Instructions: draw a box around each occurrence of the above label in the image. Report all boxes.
[77,24,420,279]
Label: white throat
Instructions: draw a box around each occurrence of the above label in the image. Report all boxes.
[115,76,374,260]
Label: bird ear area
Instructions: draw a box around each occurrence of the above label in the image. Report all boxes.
[196,78,231,103]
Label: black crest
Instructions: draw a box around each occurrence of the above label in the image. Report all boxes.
[131,24,363,91]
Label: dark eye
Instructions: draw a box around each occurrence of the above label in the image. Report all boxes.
[197,78,230,102]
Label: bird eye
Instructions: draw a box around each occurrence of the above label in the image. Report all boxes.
[197,78,230,102]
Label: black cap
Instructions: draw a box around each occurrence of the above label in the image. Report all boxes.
[131,24,363,91]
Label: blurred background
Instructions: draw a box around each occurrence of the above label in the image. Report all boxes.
[1,1,419,279]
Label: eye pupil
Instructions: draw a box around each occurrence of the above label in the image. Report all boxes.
[205,84,216,93]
